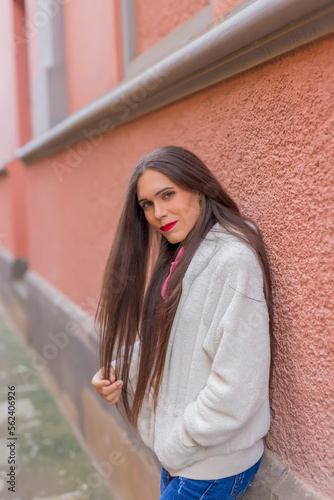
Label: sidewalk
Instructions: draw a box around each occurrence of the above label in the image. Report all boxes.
[0,307,113,500]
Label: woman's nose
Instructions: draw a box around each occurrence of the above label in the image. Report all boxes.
[154,202,167,220]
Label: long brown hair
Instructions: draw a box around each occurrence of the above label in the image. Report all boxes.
[95,146,273,427]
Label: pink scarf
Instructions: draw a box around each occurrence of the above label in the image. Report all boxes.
[157,246,185,349]
[161,246,185,301]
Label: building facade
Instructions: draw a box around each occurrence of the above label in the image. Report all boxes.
[0,0,333,498]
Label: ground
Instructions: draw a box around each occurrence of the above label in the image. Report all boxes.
[0,307,112,500]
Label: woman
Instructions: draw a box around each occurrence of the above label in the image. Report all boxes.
[91,146,273,499]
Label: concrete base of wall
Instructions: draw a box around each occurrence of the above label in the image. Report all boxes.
[0,246,329,500]
[0,247,29,342]
[243,449,329,499]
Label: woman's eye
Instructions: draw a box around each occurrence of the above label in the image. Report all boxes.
[163,191,175,200]
[140,192,174,209]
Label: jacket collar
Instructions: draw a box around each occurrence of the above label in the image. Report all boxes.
[183,223,225,282]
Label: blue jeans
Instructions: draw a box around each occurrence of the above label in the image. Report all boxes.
[159,458,261,499]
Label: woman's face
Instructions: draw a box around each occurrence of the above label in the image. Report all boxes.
[137,169,201,244]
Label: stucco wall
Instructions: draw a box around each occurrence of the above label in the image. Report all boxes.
[0,176,14,253]
[22,32,334,496]
[135,0,209,54]
[63,0,122,113]
[25,0,41,85]
[0,2,19,255]
[213,0,246,19]
[0,1,19,161]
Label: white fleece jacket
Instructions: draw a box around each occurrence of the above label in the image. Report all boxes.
[119,224,271,479]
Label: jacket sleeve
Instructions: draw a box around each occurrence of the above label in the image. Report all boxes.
[171,245,271,451]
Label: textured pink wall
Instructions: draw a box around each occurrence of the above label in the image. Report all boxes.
[6,159,29,258]
[63,0,122,113]
[24,34,333,496]
[0,1,19,159]
[213,0,245,19]
[135,0,209,54]
[25,0,40,84]
[24,141,134,303]
[0,176,14,253]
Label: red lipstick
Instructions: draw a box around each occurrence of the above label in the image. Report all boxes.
[160,221,177,232]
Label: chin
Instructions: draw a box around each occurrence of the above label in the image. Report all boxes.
[164,234,183,244]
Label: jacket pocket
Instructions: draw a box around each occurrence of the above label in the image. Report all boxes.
[181,425,198,449]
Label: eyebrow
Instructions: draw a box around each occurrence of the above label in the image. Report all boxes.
[138,186,174,204]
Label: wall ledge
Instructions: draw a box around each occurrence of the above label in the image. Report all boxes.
[16,0,334,164]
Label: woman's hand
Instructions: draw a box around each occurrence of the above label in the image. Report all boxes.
[91,367,123,405]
